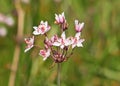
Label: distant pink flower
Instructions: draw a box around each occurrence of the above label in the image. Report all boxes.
[55,12,66,24]
[71,32,84,48]
[53,32,71,49]
[0,27,7,37]
[24,36,34,52]
[0,13,14,26]
[4,16,14,26]
[33,21,51,35]
[75,20,84,32]
[39,49,51,60]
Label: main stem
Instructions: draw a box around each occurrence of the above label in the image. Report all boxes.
[57,63,61,86]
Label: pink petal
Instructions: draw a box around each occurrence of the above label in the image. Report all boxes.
[59,14,63,23]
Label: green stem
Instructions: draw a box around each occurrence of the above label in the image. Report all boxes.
[57,63,61,86]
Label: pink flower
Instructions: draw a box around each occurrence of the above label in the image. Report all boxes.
[33,21,51,35]
[24,36,34,52]
[39,49,51,61]
[4,16,14,26]
[51,35,59,42]
[53,32,71,49]
[44,37,53,48]
[0,13,14,26]
[75,20,84,32]
[71,32,84,48]
[44,35,59,48]
[55,12,66,24]
[0,27,7,37]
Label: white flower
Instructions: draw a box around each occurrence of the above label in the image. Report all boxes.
[75,20,84,32]
[39,49,51,61]
[53,32,71,49]
[55,12,66,24]
[24,36,34,52]
[71,32,84,48]
[33,21,51,35]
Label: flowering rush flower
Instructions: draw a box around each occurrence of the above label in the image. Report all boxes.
[74,20,84,32]
[53,31,72,49]
[24,36,34,52]
[39,49,51,61]
[33,21,51,35]
[55,12,66,24]
[24,12,85,63]
[71,32,85,49]
[55,12,68,31]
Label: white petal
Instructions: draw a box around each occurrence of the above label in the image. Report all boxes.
[72,44,76,49]
[46,49,50,57]
[61,31,66,39]
[80,22,84,29]
[61,12,64,17]
[53,42,61,46]
[79,22,84,31]
[45,21,48,26]
[65,39,71,46]
[24,45,33,53]
[33,31,40,35]
[43,57,47,61]
[77,42,83,47]
[33,26,38,30]
[40,21,44,24]
[60,45,64,49]
[75,32,81,39]
[75,20,78,25]
[55,14,59,22]
[77,39,85,47]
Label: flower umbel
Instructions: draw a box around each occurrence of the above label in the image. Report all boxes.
[24,12,85,63]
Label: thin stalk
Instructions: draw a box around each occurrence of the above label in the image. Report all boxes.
[57,63,61,86]
[8,0,25,86]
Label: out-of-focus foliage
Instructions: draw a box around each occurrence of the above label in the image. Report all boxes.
[0,0,120,86]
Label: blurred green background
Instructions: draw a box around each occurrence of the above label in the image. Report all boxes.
[0,0,120,86]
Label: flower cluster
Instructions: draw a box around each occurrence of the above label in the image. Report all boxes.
[24,12,85,63]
